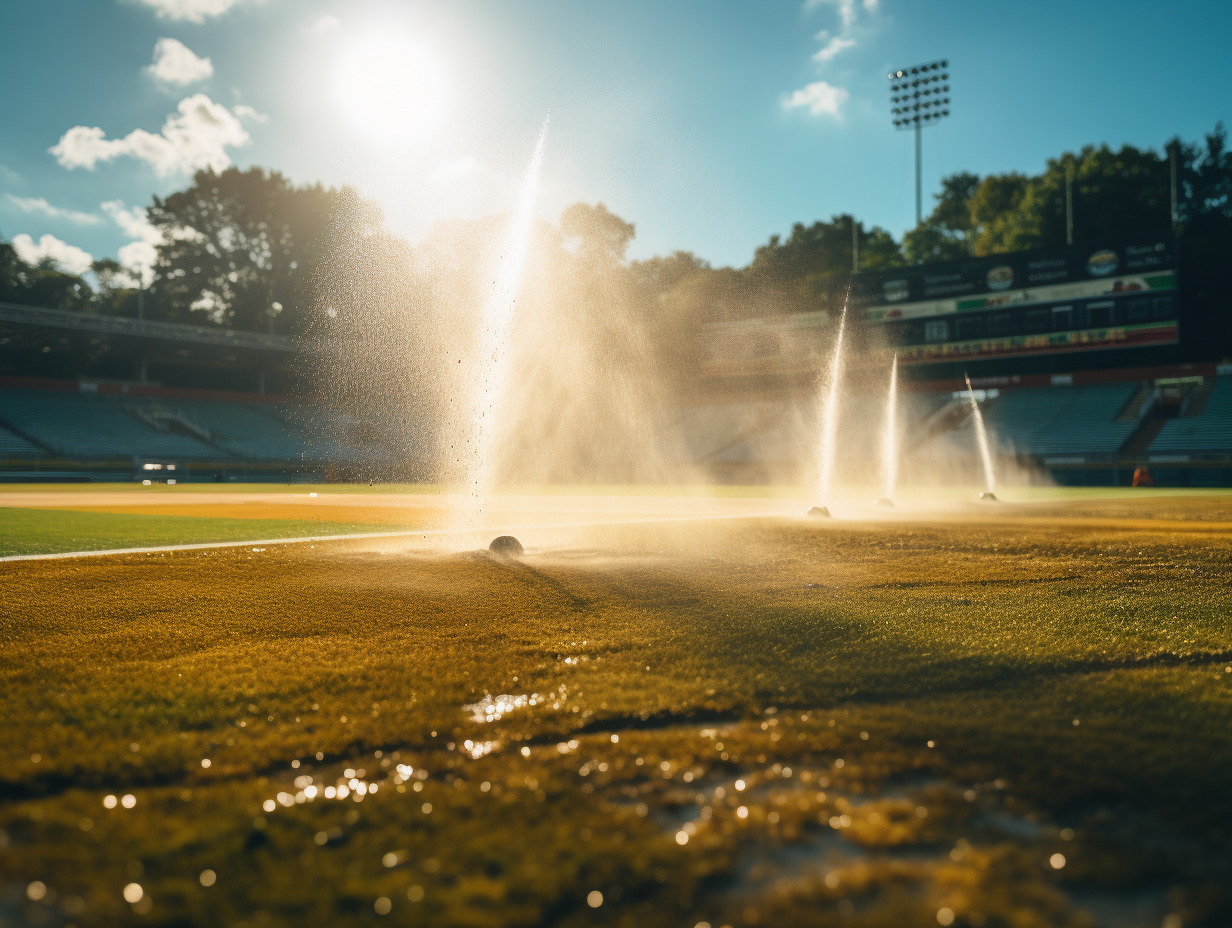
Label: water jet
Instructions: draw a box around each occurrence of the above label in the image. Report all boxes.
[811,290,848,515]
[458,119,550,533]
[880,352,899,506]
[964,372,997,501]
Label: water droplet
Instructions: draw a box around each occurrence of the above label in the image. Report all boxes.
[199,870,216,887]
[123,883,144,904]
[27,881,47,902]
[587,890,604,908]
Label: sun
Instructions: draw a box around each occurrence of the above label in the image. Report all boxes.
[335,35,446,143]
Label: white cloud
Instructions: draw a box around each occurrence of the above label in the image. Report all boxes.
[147,37,214,86]
[812,32,856,63]
[312,14,341,32]
[233,104,268,123]
[49,94,251,177]
[12,233,94,275]
[102,201,164,286]
[805,0,857,28]
[784,81,849,118]
[133,0,258,24]
[5,195,101,225]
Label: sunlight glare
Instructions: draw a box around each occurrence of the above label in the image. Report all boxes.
[336,35,446,142]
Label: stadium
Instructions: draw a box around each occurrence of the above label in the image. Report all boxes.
[3,4,1232,928]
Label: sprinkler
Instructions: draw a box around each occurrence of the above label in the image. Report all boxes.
[807,506,831,518]
[875,498,895,508]
[979,491,998,502]
[489,535,524,556]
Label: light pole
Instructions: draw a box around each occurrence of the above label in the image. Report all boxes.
[888,59,951,227]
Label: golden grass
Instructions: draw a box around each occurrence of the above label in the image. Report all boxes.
[1,495,1230,926]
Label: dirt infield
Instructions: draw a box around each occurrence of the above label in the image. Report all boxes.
[2,493,1231,927]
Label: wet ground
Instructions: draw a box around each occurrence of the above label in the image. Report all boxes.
[2,491,1230,926]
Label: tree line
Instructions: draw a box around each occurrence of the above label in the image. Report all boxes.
[2,124,1229,358]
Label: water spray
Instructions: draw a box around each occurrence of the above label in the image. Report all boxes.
[876,352,899,507]
[810,288,849,518]
[964,372,997,501]
[455,117,550,549]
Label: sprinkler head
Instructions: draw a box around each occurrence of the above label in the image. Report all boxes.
[875,498,895,508]
[979,491,998,502]
[807,506,831,519]
[488,535,524,557]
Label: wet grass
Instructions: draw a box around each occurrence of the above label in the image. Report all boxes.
[1,496,1231,927]
[0,507,400,557]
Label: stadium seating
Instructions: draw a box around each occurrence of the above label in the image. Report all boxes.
[1150,376,1232,453]
[0,388,222,459]
[1,377,1228,476]
[0,386,405,465]
[156,399,311,461]
[0,423,41,457]
[979,383,1139,456]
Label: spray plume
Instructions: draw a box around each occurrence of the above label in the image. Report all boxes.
[815,289,849,506]
[964,372,996,495]
[881,352,899,501]
[460,117,550,530]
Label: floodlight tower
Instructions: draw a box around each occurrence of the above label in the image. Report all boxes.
[888,60,951,227]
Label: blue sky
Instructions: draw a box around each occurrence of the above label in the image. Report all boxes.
[1,0,1230,279]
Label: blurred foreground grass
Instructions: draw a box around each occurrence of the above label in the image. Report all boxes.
[2,497,1230,927]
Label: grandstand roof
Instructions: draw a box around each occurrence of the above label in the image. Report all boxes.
[0,302,296,353]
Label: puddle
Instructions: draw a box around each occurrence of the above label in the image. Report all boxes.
[463,684,568,723]
[258,759,429,813]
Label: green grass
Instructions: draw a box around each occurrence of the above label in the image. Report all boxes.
[0,507,400,557]
[2,500,1231,927]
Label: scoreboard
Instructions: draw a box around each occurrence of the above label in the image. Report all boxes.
[855,234,1178,366]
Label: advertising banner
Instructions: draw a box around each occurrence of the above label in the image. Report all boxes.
[859,234,1176,323]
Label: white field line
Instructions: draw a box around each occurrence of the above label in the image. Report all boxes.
[0,510,788,564]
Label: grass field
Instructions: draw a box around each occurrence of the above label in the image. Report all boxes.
[1,485,1230,927]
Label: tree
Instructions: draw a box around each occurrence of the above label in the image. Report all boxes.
[559,202,636,263]
[903,171,980,263]
[90,258,139,317]
[145,167,352,333]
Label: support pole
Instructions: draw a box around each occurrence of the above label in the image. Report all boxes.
[1169,143,1178,229]
[1065,161,1074,246]
[852,217,860,274]
[914,122,922,227]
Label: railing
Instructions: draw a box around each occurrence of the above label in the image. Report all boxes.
[0,302,297,353]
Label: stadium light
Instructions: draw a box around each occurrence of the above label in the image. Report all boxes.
[888,59,951,227]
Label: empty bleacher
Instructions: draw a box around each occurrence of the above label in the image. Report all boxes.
[0,423,41,457]
[1150,376,1232,454]
[158,398,310,461]
[0,385,406,469]
[980,383,1140,456]
[2,375,1228,481]
[0,388,223,459]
